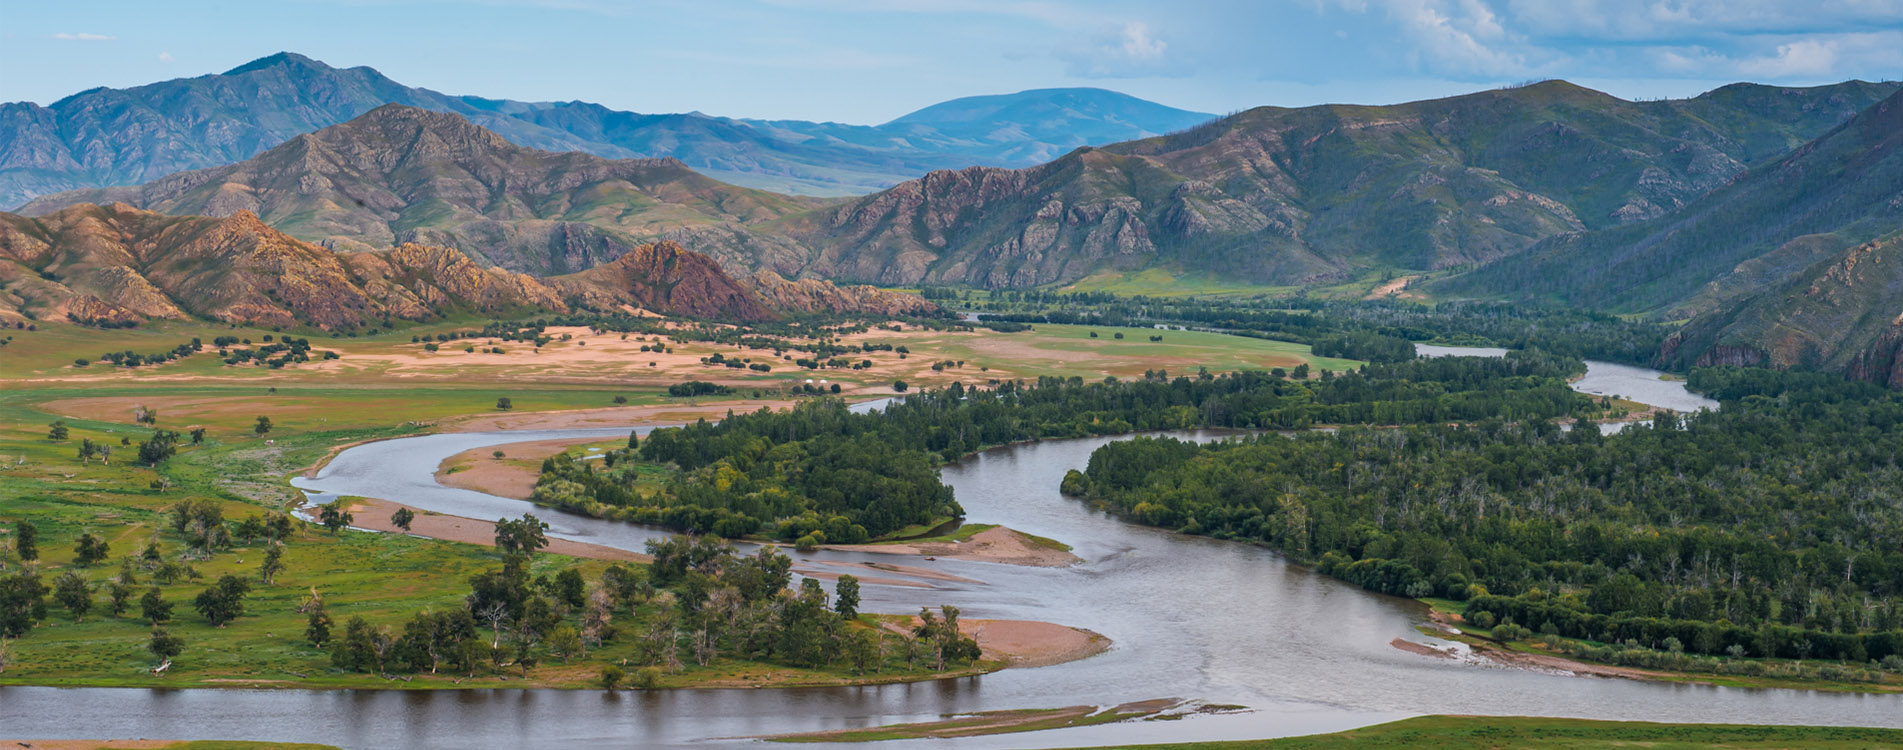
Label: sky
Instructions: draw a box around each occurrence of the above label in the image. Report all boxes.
[3,0,1902,124]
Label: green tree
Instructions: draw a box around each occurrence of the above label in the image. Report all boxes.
[73,533,109,567]
[390,507,416,532]
[599,663,625,690]
[495,397,514,411]
[148,626,184,662]
[254,415,273,435]
[193,574,251,626]
[318,501,354,535]
[46,421,68,441]
[493,513,550,558]
[13,521,36,562]
[834,574,861,620]
[546,624,583,662]
[0,571,48,637]
[189,427,206,444]
[259,541,284,585]
[53,570,91,621]
[136,429,181,465]
[140,586,172,625]
[306,602,333,648]
[106,580,133,618]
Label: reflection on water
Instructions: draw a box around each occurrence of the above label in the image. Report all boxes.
[4,356,1889,750]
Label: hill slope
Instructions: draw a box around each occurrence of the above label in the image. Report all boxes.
[0,53,1214,203]
[1443,87,1903,315]
[754,80,1895,288]
[19,105,822,276]
[0,203,934,329]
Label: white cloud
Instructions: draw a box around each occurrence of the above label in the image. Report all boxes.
[158,51,175,63]
[1502,0,1903,41]
[1649,30,1903,80]
[1738,38,1842,77]
[1057,20,1181,77]
[52,32,115,41]
[1344,0,1539,77]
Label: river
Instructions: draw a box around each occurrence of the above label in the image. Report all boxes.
[9,352,1884,749]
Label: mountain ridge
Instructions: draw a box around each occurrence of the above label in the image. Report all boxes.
[0,202,935,329]
[18,104,823,276]
[736,78,1899,289]
[0,52,1215,205]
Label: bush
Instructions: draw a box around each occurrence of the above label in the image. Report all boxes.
[633,666,662,689]
[599,664,625,690]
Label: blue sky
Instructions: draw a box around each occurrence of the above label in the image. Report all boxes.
[4,0,1901,123]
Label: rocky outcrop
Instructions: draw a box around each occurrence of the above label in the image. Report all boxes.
[552,240,778,321]
[744,270,938,316]
[0,203,566,329]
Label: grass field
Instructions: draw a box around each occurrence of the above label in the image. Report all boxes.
[0,381,987,690]
[1067,715,1903,750]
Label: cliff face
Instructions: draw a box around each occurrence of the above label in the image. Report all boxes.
[551,240,778,322]
[0,203,566,329]
[1662,235,1903,384]
[20,105,822,276]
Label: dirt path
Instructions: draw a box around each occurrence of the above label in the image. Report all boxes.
[338,497,649,563]
[825,527,1079,567]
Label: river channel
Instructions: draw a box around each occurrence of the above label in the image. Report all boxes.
[10,354,1888,749]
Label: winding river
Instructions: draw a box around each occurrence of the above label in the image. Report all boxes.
[9,354,1886,750]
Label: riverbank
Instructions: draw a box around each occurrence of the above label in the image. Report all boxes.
[1074,715,1903,750]
[758,698,1182,742]
[337,496,649,562]
[435,437,607,499]
[1403,602,1903,694]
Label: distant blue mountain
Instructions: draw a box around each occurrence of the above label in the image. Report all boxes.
[0,53,1217,206]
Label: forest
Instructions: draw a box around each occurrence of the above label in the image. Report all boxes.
[1070,366,1903,664]
[974,297,1667,367]
[530,352,1607,541]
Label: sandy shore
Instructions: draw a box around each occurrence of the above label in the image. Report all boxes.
[826,526,1080,567]
[966,618,1111,668]
[881,616,1110,669]
[436,437,605,499]
[339,497,649,563]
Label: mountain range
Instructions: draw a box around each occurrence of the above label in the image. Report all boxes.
[744,79,1899,288]
[0,202,931,329]
[19,104,821,276]
[0,52,1212,206]
[15,56,1903,387]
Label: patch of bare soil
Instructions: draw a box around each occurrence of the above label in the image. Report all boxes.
[435,437,603,499]
[825,527,1079,567]
[1366,275,1422,300]
[337,497,649,563]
